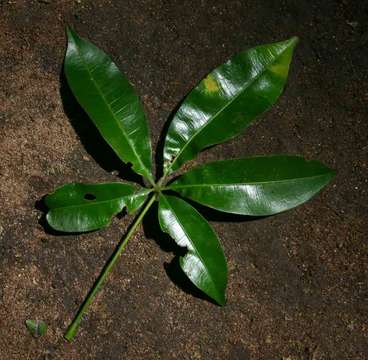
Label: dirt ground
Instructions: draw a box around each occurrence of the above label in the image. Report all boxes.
[0,0,367,359]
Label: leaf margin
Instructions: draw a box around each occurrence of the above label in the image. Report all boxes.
[167,155,336,216]
[45,182,146,232]
[158,193,228,305]
[162,36,299,176]
[65,26,154,184]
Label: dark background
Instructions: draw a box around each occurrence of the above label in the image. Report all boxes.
[0,0,367,359]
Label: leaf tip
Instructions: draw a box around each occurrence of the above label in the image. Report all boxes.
[275,36,299,55]
[315,159,336,180]
[290,36,299,45]
[282,36,299,54]
[328,168,337,181]
[216,294,227,307]
[65,25,72,35]
[65,25,78,41]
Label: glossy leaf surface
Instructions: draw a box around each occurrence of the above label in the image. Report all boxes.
[45,183,138,232]
[125,188,151,214]
[158,195,227,305]
[163,37,298,175]
[169,156,335,216]
[65,28,153,183]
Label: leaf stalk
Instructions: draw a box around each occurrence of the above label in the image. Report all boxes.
[64,194,157,341]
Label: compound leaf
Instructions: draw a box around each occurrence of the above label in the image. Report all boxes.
[158,194,227,305]
[169,156,335,216]
[163,37,298,175]
[65,27,154,184]
[45,182,144,232]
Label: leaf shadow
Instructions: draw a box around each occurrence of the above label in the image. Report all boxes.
[164,257,218,306]
[142,200,257,306]
[35,196,65,236]
[36,69,145,236]
[59,69,144,186]
[154,101,181,180]
[142,202,217,305]
[142,202,177,253]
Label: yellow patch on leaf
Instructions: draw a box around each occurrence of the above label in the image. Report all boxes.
[269,63,288,77]
[203,75,219,93]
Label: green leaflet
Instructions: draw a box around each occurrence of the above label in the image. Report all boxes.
[163,37,298,175]
[25,320,47,338]
[45,183,146,232]
[65,27,154,184]
[168,156,336,216]
[158,194,227,305]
